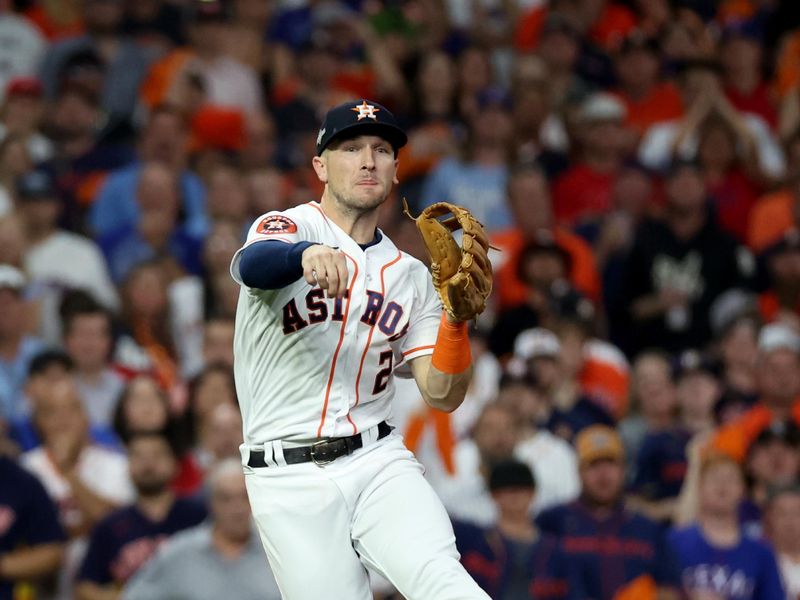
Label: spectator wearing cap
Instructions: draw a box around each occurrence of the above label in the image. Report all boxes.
[611,30,683,136]
[764,484,800,599]
[757,228,800,325]
[39,0,157,120]
[638,59,785,180]
[506,328,616,442]
[0,454,66,600]
[0,77,53,164]
[629,351,720,523]
[15,169,118,343]
[452,460,574,599]
[538,425,682,600]
[668,454,785,599]
[617,159,753,355]
[0,7,46,103]
[552,92,631,228]
[491,162,601,313]
[0,264,44,423]
[419,86,513,232]
[711,323,800,463]
[90,105,209,241]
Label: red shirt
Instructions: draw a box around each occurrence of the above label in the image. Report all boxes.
[725,83,778,130]
[553,164,616,227]
[706,168,761,242]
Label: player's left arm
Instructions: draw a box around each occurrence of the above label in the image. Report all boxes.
[409,312,473,413]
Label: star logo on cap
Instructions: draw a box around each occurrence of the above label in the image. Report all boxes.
[351,100,380,121]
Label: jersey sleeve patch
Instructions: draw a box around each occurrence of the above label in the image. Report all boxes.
[256,215,298,235]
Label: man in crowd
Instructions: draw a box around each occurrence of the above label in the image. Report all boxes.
[76,431,206,600]
[123,459,280,600]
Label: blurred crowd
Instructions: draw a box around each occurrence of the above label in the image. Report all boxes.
[2,0,800,599]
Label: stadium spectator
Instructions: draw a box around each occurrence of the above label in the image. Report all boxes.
[200,316,235,371]
[61,293,124,430]
[538,425,681,600]
[419,87,514,232]
[491,161,600,313]
[39,0,155,120]
[89,104,208,240]
[618,159,753,355]
[16,169,118,342]
[123,458,280,600]
[75,431,207,599]
[0,76,53,163]
[98,161,204,283]
[192,402,242,476]
[0,454,66,600]
[668,453,785,599]
[0,134,32,216]
[0,8,46,102]
[21,377,133,599]
[711,323,800,463]
[743,423,800,522]
[552,92,630,229]
[758,229,800,325]
[453,460,573,599]
[0,265,43,422]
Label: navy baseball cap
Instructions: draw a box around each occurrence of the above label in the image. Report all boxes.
[316,99,407,156]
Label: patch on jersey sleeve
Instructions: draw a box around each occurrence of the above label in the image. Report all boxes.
[257,215,298,235]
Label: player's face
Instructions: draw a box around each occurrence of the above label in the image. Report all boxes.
[314,135,399,213]
[580,458,624,507]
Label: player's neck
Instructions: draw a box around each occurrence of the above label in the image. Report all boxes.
[319,195,380,245]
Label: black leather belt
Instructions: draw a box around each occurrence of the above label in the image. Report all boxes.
[248,421,393,467]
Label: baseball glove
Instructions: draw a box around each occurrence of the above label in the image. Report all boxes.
[404,200,493,322]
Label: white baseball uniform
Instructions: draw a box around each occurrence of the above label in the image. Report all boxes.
[230,201,489,600]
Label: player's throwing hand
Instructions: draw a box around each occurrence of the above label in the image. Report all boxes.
[301,244,349,298]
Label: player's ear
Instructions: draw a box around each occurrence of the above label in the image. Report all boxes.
[312,155,328,183]
[393,158,399,185]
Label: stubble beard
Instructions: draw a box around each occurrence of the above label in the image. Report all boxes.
[330,184,386,217]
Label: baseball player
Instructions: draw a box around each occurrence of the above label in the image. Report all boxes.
[230,99,490,599]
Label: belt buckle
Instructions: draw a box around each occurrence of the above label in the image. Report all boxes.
[310,440,335,466]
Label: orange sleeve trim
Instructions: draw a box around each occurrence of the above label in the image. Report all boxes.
[402,344,435,357]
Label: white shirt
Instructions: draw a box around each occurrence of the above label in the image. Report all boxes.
[514,430,580,514]
[25,231,119,342]
[75,369,126,428]
[199,55,264,114]
[230,202,441,444]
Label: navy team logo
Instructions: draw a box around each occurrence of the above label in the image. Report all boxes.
[257,215,297,235]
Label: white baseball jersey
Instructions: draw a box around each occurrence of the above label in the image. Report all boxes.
[230,201,441,445]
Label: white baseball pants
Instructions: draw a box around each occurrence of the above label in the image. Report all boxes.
[243,433,490,600]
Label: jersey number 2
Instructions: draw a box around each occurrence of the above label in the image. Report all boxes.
[372,350,393,394]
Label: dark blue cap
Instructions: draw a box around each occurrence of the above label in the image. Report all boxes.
[316,99,407,156]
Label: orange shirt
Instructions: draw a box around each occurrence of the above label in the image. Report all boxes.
[775,31,800,99]
[711,401,800,462]
[491,227,601,310]
[24,6,84,41]
[613,83,683,136]
[746,189,795,252]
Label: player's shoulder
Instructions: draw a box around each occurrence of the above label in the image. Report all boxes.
[249,202,321,232]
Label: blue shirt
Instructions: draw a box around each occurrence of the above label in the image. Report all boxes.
[0,456,66,600]
[89,164,208,240]
[78,498,207,587]
[537,500,681,600]
[420,157,512,232]
[632,428,691,500]
[668,524,785,600]
[453,520,576,600]
[0,336,44,421]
